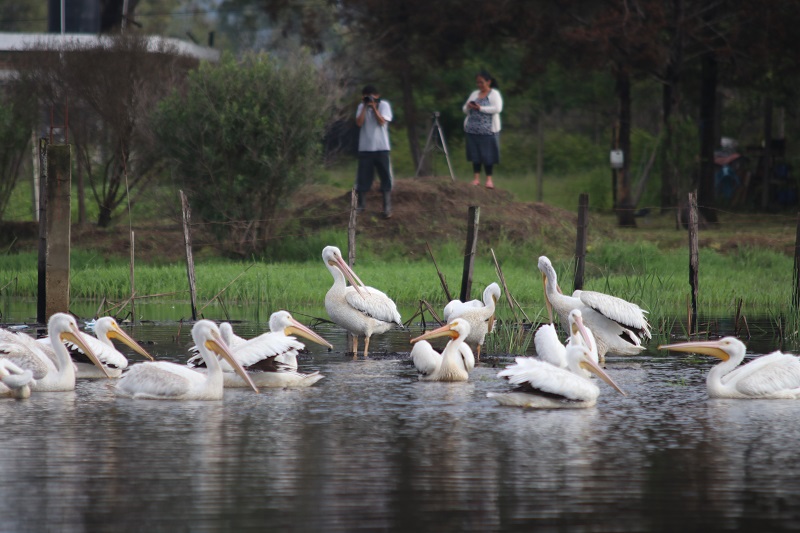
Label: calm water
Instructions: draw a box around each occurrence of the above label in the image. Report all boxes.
[2,316,800,532]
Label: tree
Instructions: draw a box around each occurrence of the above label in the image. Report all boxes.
[153,51,336,256]
[0,90,36,221]
[16,34,191,227]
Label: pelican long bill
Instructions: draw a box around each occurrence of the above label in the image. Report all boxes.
[659,340,730,361]
[207,331,260,393]
[541,272,554,324]
[107,322,154,361]
[62,323,111,378]
[580,352,626,395]
[331,254,366,298]
[285,318,334,350]
[411,322,458,344]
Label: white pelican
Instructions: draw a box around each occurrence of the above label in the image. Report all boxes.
[538,255,651,361]
[0,313,107,392]
[660,337,800,399]
[36,316,153,378]
[442,282,501,360]
[114,320,258,400]
[0,359,34,399]
[322,245,402,357]
[188,321,248,357]
[411,318,474,382]
[534,309,598,368]
[487,344,626,408]
[188,311,332,388]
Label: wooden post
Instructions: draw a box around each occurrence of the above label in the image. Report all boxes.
[793,212,800,308]
[44,144,71,320]
[688,191,699,334]
[180,190,198,321]
[36,138,48,324]
[573,193,589,292]
[129,230,136,324]
[536,112,543,202]
[459,206,480,302]
[348,189,357,267]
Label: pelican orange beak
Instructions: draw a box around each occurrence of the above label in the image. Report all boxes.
[658,340,730,361]
[541,272,554,324]
[411,322,458,343]
[571,314,593,352]
[488,295,498,333]
[330,253,366,298]
[285,318,334,350]
[107,322,154,361]
[61,323,111,378]
[580,353,626,395]
[206,330,259,393]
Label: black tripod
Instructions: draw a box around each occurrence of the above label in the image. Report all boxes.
[415,112,456,181]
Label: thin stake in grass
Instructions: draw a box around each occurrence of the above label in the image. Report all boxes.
[197,263,256,316]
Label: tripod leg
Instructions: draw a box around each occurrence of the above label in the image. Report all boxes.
[415,121,438,177]
[435,117,457,182]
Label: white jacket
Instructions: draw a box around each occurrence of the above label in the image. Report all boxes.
[462,88,503,133]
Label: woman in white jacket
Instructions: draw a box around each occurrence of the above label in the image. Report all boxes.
[462,70,503,189]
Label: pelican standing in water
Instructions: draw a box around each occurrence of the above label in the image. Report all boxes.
[36,316,153,378]
[0,360,34,399]
[660,337,800,399]
[487,344,626,408]
[115,320,258,400]
[534,309,598,368]
[538,255,650,362]
[322,245,402,357]
[188,311,332,388]
[443,282,501,360]
[0,313,107,392]
[411,318,474,382]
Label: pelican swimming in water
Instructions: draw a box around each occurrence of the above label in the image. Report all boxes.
[36,316,153,378]
[0,359,34,399]
[188,311,332,388]
[538,255,650,362]
[487,344,626,408]
[443,282,501,360]
[322,245,402,357]
[534,309,598,368]
[660,337,800,399]
[0,313,107,392]
[114,320,258,400]
[411,318,474,382]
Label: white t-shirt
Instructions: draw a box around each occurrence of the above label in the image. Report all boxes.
[356,100,393,152]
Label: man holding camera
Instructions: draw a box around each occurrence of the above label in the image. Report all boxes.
[355,85,394,219]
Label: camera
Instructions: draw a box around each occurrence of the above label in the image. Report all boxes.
[363,95,379,104]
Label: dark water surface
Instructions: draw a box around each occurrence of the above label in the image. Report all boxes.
[2,317,800,532]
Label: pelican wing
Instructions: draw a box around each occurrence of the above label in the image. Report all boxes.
[0,330,53,379]
[443,299,481,321]
[411,341,441,376]
[725,352,800,397]
[577,290,651,338]
[498,357,598,401]
[345,286,402,325]
[459,342,475,373]
[38,333,128,370]
[232,333,304,368]
[534,324,566,367]
[115,362,200,398]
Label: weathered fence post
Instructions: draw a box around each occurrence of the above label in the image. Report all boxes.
[43,144,71,321]
[688,191,699,334]
[793,212,800,308]
[36,138,48,324]
[347,189,358,352]
[574,193,589,292]
[180,190,198,321]
[129,230,136,324]
[459,206,480,302]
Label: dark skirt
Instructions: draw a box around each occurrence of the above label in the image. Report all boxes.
[465,132,500,166]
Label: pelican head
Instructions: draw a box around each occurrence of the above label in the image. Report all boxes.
[411,318,471,344]
[567,344,626,395]
[537,256,555,323]
[270,310,333,350]
[192,320,259,393]
[95,317,154,361]
[568,309,593,351]
[658,337,746,362]
[322,245,366,297]
[49,313,111,378]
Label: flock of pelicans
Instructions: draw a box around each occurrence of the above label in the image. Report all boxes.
[2,246,800,405]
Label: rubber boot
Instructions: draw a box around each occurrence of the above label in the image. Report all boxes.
[356,191,365,213]
[382,190,393,219]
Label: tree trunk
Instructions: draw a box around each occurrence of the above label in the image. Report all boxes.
[661,0,683,213]
[698,53,718,223]
[615,67,636,227]
[97,204,112,227]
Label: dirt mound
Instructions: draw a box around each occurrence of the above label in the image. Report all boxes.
[289,176,581,255]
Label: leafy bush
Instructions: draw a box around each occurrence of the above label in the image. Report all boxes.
[154,51,334,256]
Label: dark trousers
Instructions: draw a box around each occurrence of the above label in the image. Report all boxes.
[356,151,393,192]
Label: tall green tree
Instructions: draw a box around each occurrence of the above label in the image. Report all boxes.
[154,51,336,255]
